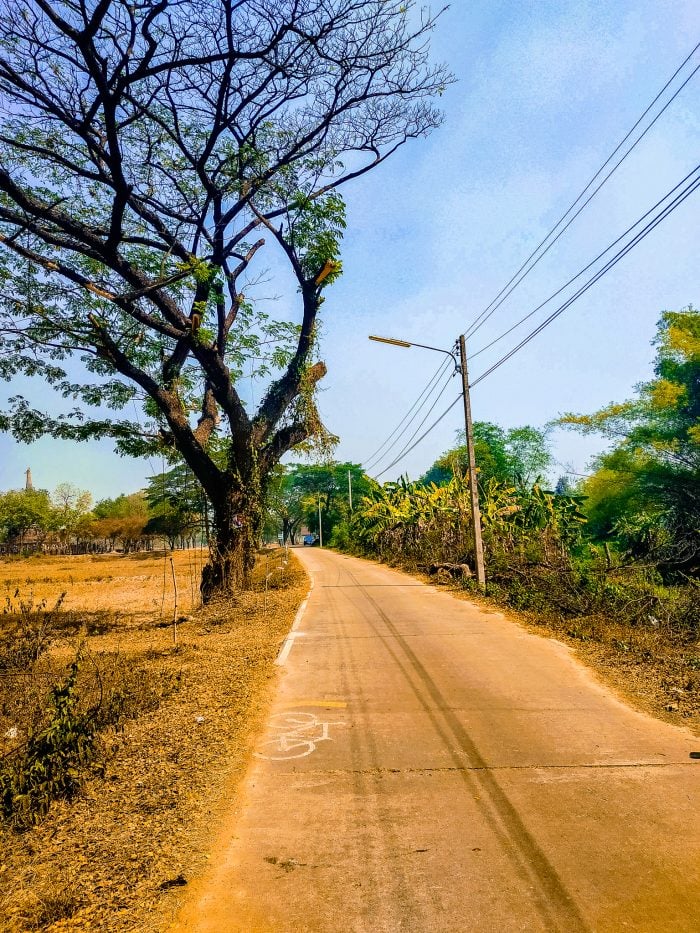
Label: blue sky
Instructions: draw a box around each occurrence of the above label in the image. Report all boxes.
[1,0,698,498]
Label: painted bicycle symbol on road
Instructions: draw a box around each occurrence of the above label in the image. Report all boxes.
[254,711,345,760]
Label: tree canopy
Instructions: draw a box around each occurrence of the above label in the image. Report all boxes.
[0,488,54,541]
[266,460,370,543]
[559,307,700,570]
[0,0,449,595]
[420,423,552,490]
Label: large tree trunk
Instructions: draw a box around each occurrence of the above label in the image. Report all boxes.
[201,483,262,602]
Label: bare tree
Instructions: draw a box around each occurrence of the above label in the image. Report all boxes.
[0,0,450,598]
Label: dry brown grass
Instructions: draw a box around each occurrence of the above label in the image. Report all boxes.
[1,549,207,625]
[0,547,308,933]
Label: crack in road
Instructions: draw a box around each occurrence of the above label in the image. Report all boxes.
[281,760,700,776]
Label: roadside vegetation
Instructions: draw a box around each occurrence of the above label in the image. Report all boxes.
[310,309,699,725]
[0,548,306,931]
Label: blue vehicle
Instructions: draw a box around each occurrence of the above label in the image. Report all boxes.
[303,534,317,546]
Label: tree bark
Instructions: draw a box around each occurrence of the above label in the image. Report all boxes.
[201,480,262,602]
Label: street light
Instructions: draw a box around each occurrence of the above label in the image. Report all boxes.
[369,335,457,363]
[368,332,486,588]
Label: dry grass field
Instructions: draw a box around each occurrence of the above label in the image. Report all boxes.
[0,548,308,932]
[1,548,208,625]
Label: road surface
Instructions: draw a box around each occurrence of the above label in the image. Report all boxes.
[173,548,700,932]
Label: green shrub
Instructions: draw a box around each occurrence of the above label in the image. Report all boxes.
[0,652,98,830]
[0,647,180,830]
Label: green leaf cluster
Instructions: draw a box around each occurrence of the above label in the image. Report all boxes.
[559,307,699,570]
[420,422,552,490]
[0,653,98,830]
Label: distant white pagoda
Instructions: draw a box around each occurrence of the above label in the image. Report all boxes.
[25,467,33,491]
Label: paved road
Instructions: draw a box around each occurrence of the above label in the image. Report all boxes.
[174,548,700,932]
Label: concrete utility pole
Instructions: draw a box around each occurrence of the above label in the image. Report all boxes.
[348,470,353,511]
[458,335,486,588]
[369,332,488,587]
[318,496,323,548]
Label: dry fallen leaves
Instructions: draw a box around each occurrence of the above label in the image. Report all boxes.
[0,548,308,932]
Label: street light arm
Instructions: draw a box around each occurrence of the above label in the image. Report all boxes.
[369,334,412,348]
[368,335,459,370]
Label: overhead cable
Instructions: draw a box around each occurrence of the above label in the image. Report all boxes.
[363,356,449,470]
[374,393,463,479]
[373,367,458,478]
[370,363,455,476]
[374,162,699,480]
[363,356,452,472]
[463,43,700,341]
[470,162,700,360]
[470,166,700,388]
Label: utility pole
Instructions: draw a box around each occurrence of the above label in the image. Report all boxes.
[348,470,353,511]
[318,496,323,548]
[458,335,486,588]
[369,332,487,587]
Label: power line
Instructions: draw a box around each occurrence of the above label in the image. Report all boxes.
[362,45,700,483]
[371,364,455,475]
[463,42,700,341]
[471,171,700,387]
[363,356,449,470]
[374,393,463,478]
[470,162,700,361]
[363,356,452,472]
[470,167,700,388]
[376,165,700,481]
[374,367,458,478]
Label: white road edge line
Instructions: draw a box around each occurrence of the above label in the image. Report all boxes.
[275,570,314,666]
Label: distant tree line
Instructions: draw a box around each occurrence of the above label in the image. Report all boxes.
[0,466,208,554]
[265,461,372,545]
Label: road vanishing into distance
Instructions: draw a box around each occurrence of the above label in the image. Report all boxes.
[174,548,700,932]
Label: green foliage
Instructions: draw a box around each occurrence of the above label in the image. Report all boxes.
[290,193,346,285]
[0,0,449,520]
[267,461,371,544]
[0,652,98,830]
[0,488,54,541]
[559,307,700,571]
[348,461,698,646]
[350,472,585,569]
[144,462,207,546]
[0,639,180,830]
[93,492,147,521]
[420,422,552,490]
[0,484,93,545]
[52,483,93,536]
[265,465,307,543]
[0,1,451,593]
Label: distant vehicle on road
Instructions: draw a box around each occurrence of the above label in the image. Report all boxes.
[303,534,318,546]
